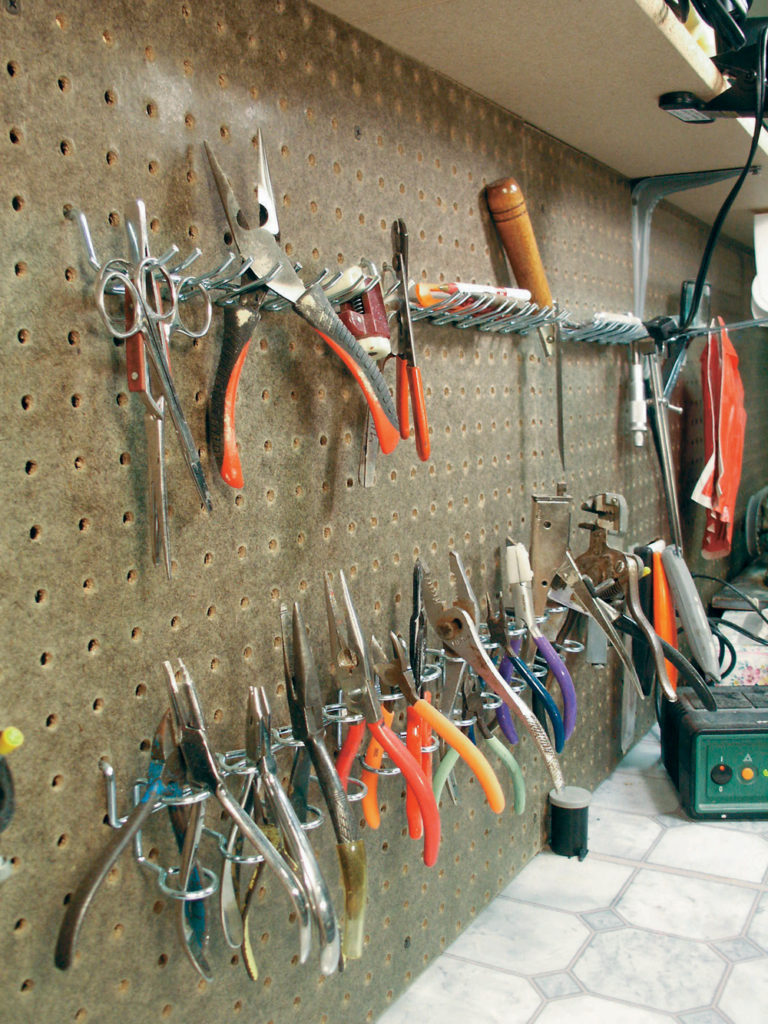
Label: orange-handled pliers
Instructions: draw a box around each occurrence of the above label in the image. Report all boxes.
[325,571,441,867]
[375,632,505,839]
[392,220,430,461]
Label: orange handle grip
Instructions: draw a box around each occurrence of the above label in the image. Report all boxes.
[405,706,424,840]
[396,356,410,441]
[485,176,552,309]
[407,364,430,461]
[360,706,395,829]
[653,551,678,690]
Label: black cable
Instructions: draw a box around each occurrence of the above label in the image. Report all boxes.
[613,614,717,710]
[709,622,738,677]
[692,571,768,628]
[712,616,768,646]
[681,25,768,331]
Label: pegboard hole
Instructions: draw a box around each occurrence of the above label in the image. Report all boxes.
[14,917,27,932]
[12,195,24,212]
[20,979,34,992]
[68,330,80,345]
[57,833,69,848]
[51,774,63,788]
[8,61,20,77]
[106,150,118,166]
[25,460,37,476]
[10,127,22,144]
[92,698,104,713]
[45,713,58,729]
[29,525,41,540]
[21,395,32,410]
[135,683,147,698]
[59,139,72,156]
[158,954,168,967]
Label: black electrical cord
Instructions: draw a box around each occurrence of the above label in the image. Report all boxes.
[710,621,738,677]
[692,571,768,627]
[613,614,717,710]
[713,615,768,645]
[681,25,768,331]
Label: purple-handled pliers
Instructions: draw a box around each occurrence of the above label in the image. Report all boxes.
[505,539,578,741]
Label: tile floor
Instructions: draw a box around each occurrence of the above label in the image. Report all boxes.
[376,726,768,1024]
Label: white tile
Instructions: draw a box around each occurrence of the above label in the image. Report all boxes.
[747,891,768,951]
[536,992,673,1023]
[647,821,768,882]
[615,741,666,776]
[499,850,633,912]
[445,897,589,974]
[573,928,725,1012]
[591,773,680,816]
[375,956,541,1024]
[616,868,755,941]
[589,807,663,860]
[718,958,768,1022]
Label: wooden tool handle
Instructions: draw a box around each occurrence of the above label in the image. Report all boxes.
[485,176,553,308]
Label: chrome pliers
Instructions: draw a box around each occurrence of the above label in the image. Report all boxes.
[204,132,401,488]
[325,570,441,867]
[281,601,368,962]
[422,555,565,792]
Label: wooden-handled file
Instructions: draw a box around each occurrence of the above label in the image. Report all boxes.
[485,176,553,309]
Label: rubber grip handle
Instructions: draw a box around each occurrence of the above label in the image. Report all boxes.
[483,734,526,815]
[336,721,366,791]
[396,356,410,440]
[336,840,367,961]
[292,283,400,455]
[416,699,505,814]
[652,551,678,691]
[406,705,424,840]
[497,658,519,745]
[433,746,460,804]
[407,364,430,461]
[661,545,720,681]
[534,635,577,741]
[485,177,553,308]
[208,306,258,489]
[360,706,395,830]
[368,717,440,867]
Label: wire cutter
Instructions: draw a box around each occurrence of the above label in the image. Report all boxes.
[204,133,401,488]
[281,601,368,962]
[374,631,505,830]
[391,219,430,460]
[55,710,187,971]
[505,540,578,741]
[422,557,565,793]
[163,659,314,968]
[325,570,441,867]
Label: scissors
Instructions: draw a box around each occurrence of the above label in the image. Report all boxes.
[95,204,213,517]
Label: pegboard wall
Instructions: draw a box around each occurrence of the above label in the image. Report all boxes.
[2,2,765,1023]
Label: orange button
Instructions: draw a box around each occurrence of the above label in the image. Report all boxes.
[741,766,755,781]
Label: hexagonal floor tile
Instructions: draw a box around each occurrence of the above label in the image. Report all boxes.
[616,867,756,941]
[535,992,672,1023]
[573,928,726,1012]
[719,958,768,1022]
[589,807,663,861]
[499,850,633,913]
[375,956,541,1024]
[647,821,768,883]
[747,891,768,951]
[590,771,680,816]
[445,898,590,975]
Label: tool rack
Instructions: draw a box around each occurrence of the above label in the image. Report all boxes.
[3,3,768,1023]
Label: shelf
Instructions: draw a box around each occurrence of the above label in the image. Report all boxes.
[313,0,768,249]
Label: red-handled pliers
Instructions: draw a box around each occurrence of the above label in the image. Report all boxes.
[392,219,430,461]
[324,570,441,867]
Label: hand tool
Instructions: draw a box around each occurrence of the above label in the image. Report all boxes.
[505,541,578,741]
[410,560,428,693]
[204,133,400,488]
[325,570,441,866]
[432,678,525,815]
[422,557,565,792]
[281,601,367,962]
[652,547,679,692]
[162,659,312,966]
[374,631,505,828]
[485,593,566,752]
[391,219,430,460]
[661,545,722,682]
[248,686,341,976]
[54,711,187,970]
[96,235,213,515]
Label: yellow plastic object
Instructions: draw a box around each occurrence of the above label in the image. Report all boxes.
[0,727,24,756]
[336,839,367,961]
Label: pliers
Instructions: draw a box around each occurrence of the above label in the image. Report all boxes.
[162,659,313,969]
[325,570,441,867]
[432,677,526,815]
[422,556,565,792]
[484,593,566,753]
[391,219,430,460]
[54,710,187,971]
[505,540,578,741]
[374,632,505,833]
[204,132,400,488]
[281,601,368,962]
